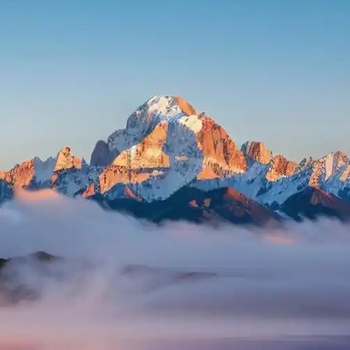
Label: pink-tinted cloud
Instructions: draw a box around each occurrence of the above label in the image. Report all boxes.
[0,190,350,349]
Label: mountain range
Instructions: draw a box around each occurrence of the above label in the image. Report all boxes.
[2,95,350,225]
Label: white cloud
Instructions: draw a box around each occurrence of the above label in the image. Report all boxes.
[0,189,350,349]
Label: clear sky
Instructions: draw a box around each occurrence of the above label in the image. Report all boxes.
[1,0,349,169]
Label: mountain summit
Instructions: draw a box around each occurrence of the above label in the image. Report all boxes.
[1,95,350,224]
[90,95,246,200]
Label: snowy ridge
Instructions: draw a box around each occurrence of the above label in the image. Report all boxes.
[2,95,350,223]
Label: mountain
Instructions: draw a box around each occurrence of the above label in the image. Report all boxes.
[280,187,350,222]
[1,95,350,225]
[94,186,279,225]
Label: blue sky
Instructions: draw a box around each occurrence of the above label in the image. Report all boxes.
[1,0,349,169]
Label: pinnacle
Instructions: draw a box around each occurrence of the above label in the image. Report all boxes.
[54,146,81,172]
[241,141,272,165]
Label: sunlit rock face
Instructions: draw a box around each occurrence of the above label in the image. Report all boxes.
[54,147,82,172]
[241,141,272,165]
[0,159,36,188]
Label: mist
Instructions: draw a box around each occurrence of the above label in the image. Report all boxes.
[0,189,350,350]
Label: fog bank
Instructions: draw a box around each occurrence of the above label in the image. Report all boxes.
[0,190,350,349]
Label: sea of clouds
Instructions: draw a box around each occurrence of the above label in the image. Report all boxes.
[0,189,350,350]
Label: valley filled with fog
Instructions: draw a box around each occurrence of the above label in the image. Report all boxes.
[0,189,350,350]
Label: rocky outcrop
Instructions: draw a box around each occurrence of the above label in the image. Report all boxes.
[309,151,349,188]
[82,183,96,198]
[266,155,297,182]
[340,165,350,182]
[241,141,272,164]
[197,116,246,179]
[0,171,9,183]
[112,121,169,169]
[174,96,197,116]
[298,157,314,171]
[98,166,154,194]
[54,147,82,172]
[97,122,170,194]
[0,159,36,188]
[0,148,85,196]
[241,142,297,182]
[50,147,83,186]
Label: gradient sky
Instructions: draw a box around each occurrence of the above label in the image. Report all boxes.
[1,0,349,169]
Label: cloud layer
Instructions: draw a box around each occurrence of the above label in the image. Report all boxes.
[0,189,350,349]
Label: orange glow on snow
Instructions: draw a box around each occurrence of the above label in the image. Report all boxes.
[14,188,60,201]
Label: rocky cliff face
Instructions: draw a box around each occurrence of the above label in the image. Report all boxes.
[241,141,272,165]
[309,151,348,188]
[54,147,82,172]
[0,147,84,192]
[241,141,297,182]
[196,116,246,179]
[112,121,170,169]
[0,159,36,188]
[265,155,298,182]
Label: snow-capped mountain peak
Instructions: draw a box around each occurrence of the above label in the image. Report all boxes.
[309,151,349,187]
[90,95,197,167]
[90,96,247,201]
[2,95,350,224]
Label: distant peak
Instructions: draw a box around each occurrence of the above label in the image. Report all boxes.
[317,151,349,169]
[332,150,348,163]
[298,157,314,170]
[59,146,71,155]
[54,146,82,172]
[241,141,272,164]
[265,154,298,181]
[313,150,350,182]
[319,150,348,161]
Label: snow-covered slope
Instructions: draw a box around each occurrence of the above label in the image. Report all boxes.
[1,95,350,224]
